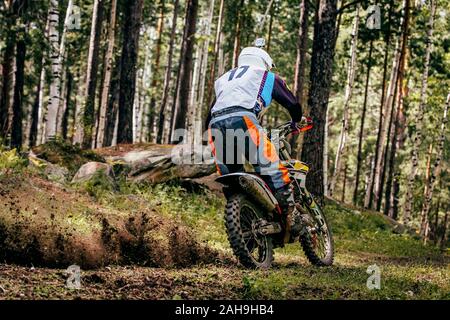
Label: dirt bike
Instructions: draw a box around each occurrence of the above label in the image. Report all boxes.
[216,117,334,269]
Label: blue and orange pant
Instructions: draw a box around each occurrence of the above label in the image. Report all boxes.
[208,113,291,192]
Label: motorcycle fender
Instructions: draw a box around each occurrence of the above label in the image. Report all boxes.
[216,173,279,213]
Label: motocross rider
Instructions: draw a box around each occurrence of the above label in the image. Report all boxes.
[206,40,303,240]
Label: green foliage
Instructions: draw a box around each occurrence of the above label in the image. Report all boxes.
[121,181,228,247]
[0,148,27,175]
[31,139,105,175]
[75,170,117,199]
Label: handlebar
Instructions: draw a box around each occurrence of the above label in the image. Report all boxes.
[274,117,313,138]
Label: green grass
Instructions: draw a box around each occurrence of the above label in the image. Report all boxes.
[87,179,449,299]
[3,148,447,299]
[115,181,228,248]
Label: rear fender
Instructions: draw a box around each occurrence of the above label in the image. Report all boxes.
[216,173,279,213]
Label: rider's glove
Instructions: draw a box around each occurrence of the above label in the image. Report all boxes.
[290,121,299,130]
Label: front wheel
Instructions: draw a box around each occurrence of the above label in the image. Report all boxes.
[225,194,274,269]
[299,194,334,266]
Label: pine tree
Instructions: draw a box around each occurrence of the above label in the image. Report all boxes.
[301,0,338,198]
[117,0,144,144]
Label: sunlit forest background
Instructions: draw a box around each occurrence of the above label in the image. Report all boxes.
[0,0,448,246]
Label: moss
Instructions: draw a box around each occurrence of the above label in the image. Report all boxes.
[74,169,118,199]
[32,139,105,176]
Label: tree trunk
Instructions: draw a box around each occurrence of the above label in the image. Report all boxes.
[378,71,400,211]
[147,0,165,143]
[365,0,394,208]
[431,192,440,244]
[55,0,74,138]
[171,0,198,141]
[133,69,142,142]
[96,0,118,148]
[104,63,121,147]
[232,0,245,68]
[82,0,104,149]
[341,163,347,203]
[422,143,433,199]
[323,107,330,196]
[266,3,274,52]
[301,0,338,199]
[290,0,310,159]
[45,0,62,141]
[56,53,68,137]
[187,33,202,138]
[353,39,373,205]
[29,61,44,148]
[377,1,410,211]
[329,4,360,196]
[440,210,449,251]
[35,16,51,146]
[0,22,15,141]
[385,59,408,216]
[372,0,410,210]
[61,69,73,140]
[117,0,144,144]
[157,0,180,144]
[11,38,26,149]
[391,175,400,220]
[403,0,436,222]
[73,70,86,144]
[205,0,225,111]
[197,0,216,131]
[420,94,449,237]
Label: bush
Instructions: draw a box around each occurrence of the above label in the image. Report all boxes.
[0,148,27,176]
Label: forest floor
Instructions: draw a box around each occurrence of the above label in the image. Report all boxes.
[0,159,449,300]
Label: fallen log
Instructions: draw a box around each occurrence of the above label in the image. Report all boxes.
[96,144,215,183]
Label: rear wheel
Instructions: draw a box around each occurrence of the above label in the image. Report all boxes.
[225,194,273,269]
[299,194,334,266]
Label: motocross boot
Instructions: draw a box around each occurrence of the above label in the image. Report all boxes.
[274,185,302,242]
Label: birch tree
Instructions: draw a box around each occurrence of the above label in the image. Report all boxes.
[403,0,436,222]
[365,0,395,207]
[369,0,409,209]
[96,0,118,147]
[157,0,180,144]
[147,0,165,142]
[353,39,374,205]
[197,0,216,127]
[45,0,62,141]
[329,4,360,196]
[171,0,198,140]
[206,0,225,110]
[82,0,104,149]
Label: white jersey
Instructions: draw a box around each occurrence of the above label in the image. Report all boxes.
[211,65,268,114]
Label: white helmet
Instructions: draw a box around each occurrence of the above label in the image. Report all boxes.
[238,47,274,70]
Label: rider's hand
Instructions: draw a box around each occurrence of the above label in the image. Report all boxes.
[290,120,299,130]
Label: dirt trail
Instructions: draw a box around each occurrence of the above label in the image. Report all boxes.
[0,173,223,269]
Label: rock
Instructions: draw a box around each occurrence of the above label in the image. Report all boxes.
[32,140,105,176]
[28,153,69,184]
[97,144,215,183]
[71,162,114,184]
